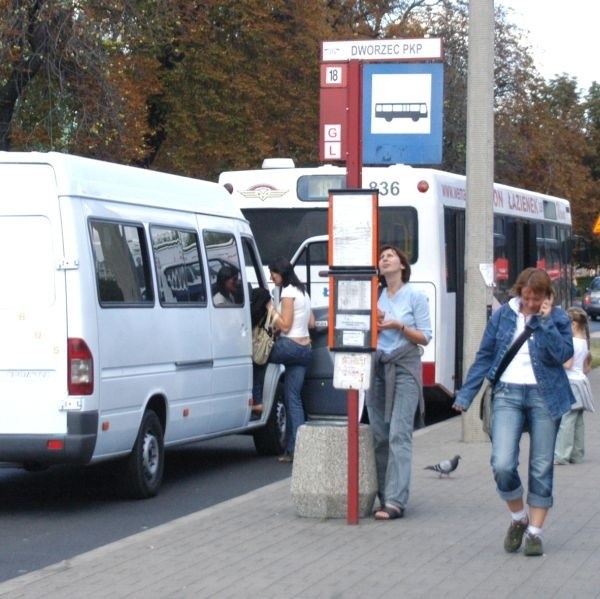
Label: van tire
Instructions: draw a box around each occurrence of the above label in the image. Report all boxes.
[253,387,286,456]
[123,410,164,499]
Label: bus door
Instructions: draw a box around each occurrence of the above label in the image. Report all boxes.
[444,208,465,392]
[505,219,537,288]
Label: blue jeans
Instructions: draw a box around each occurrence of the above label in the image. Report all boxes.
[554,409,585,464]
[491,382,560,509]
[268,336,311,454]
[252,363,266,405]
[367,365,418,510]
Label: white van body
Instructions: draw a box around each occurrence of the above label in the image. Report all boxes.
[0,152,284,497]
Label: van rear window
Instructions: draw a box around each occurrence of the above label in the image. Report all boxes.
[0,216,55,308]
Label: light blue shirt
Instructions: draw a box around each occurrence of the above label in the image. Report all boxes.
[377,283,432,354]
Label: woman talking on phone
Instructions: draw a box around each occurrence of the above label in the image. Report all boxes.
[452,268,574,557]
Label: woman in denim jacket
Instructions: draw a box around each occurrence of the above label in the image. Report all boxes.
[453,268,574,557]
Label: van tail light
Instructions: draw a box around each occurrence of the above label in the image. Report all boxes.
[68,338,94,395]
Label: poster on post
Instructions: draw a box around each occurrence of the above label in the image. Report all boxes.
[328,190,378,268]
[327,189,379,354]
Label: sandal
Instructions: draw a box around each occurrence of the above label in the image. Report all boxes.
[374,505,404,520]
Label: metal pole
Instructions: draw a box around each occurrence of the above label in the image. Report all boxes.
[346,60,362,188]
[463,0,495,442]
[346,60,362,523]
[347,389,359,524]
[346,60,362,524]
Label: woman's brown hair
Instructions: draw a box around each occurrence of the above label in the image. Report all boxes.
[567,306,591,349]
[510,267,553,298]
[378,245,411,285]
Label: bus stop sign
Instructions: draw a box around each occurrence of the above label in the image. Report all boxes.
[362,62,444,165]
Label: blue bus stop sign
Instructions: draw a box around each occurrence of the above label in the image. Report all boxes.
[362,62,444,165]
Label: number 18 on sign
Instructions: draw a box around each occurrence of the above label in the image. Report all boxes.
[320,63,348,162]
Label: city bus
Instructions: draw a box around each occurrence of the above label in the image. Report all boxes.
[219,160,573,414]
[375,102,428,122]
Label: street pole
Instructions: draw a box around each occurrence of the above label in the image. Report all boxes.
[462,0,495,442]
[345,59,362,524]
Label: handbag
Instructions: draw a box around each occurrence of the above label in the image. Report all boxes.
[252,310,275,365]
[479,325,533,439]
[479,380,494,438]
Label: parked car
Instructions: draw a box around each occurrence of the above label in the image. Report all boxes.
[582,277,600,320]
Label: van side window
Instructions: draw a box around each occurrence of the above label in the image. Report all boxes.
[90,220,153,305]
[204,231,243,307]
[241,235,268,296]
[150,227,206,305]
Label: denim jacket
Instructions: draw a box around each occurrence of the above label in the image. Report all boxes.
[454,299,575,420]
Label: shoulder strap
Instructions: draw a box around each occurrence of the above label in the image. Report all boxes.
[492,325,533,384]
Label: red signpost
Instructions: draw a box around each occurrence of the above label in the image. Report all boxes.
[322,55,371,527]
[320,38,442,524]
[345,60,363,525]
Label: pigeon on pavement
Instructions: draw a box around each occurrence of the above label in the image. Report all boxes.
[424,455,461,477]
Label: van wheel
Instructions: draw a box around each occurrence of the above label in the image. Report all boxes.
[253,386,286,456]
[23,461,49,472]
[123,410,164,499]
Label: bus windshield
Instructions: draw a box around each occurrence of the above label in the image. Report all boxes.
[242,206,419,266]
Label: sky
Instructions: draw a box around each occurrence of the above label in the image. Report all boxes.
[498,0,598,92]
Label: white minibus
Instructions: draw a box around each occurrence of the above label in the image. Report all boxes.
[0,152,285,497]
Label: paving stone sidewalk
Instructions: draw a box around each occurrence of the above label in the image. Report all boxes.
[1,371,599,599]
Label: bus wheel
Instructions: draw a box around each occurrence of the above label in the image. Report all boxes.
[123,410,164,499]
[253,385,286,456]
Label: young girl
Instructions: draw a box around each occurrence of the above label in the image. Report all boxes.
[554,307,595,465]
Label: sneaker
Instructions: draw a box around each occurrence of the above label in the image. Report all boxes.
[277,452,293,463]
[504,519,528,553]
[523,532,544,556]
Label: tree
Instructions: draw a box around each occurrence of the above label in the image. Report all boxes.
[139,0,332,179]
[0,0,163,162]
[1,0,598,227]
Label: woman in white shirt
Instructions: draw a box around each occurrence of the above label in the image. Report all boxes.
[267,257,315,463]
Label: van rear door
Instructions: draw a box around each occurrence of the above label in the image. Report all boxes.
[0,163,68,437]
